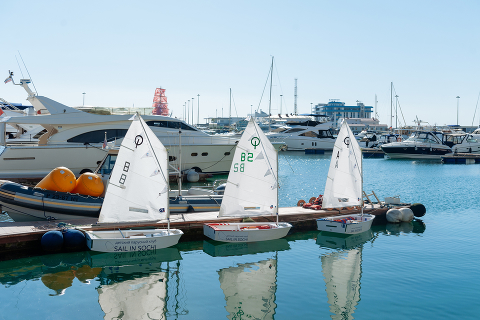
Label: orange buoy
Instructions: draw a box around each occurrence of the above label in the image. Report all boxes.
[35,167,76,193]
[71,172,104,197]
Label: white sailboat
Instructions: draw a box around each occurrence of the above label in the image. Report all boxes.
[85,115,183,252]
[317,120,374,234]
[203,118,292,242]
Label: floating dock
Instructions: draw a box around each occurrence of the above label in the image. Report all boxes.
[441,153,480,164]
[0,205,393,258]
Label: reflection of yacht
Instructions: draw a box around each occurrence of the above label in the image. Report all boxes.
[218,258,278,320]
[317,230,374,320]
[0,78,240,180]
[267,120,336,151]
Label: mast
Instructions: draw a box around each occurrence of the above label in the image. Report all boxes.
[178,129,182,198]
[268,57,274,131]
[229,88,232,128]
[360,136,364,217]
[390,82,393,129]
[276,145,279,226]
[268,57,274,117]
[294,78,298,115]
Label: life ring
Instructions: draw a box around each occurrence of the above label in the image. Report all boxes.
[309,197,317,204]
[396,137,402,142]
[297,199,306,207]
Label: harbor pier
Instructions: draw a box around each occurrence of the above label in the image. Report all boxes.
[0,205,391,259]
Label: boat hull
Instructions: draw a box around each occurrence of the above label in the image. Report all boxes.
[85,229,183,252]
[203,222,292,242]
[0,180,222,222]
[269,137,335,151]
[381,143,451,160]
[316,214,374,234]
[0,180,102,222]
[0,141,236,180]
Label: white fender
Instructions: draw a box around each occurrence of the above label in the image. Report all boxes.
[399,208,414,222]
[386,208,403,223]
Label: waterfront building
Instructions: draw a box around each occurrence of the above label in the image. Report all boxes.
[312,99,373,120]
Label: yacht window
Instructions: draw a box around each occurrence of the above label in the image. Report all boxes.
[169,156,177,162]
[284,128,304,133]
[191,153,198,156]
[67,129,128,143]
[202,152,208,156]
[33,129,47,139]
[318,130,334,138]
[99,154,117,175]
[145,120,197,131]
[299,131,318,138]
[418,133,428,140]
[224,152,231,156]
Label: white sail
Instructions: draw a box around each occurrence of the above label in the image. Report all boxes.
[219,118,278,217]
[98,115,169,223]
[322,121,362,209]
[218,259,277,320]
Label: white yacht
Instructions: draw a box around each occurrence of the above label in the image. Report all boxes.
[0,78,242,180]
[266,120,336,151]
[442,131,480,154]
[381,130,451,159]
[381,130,480,159]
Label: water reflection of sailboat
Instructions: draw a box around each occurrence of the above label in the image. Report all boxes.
[90,248,187,320]
[317,230,374,320]
[207,238,288,320]
[219,258,278,320]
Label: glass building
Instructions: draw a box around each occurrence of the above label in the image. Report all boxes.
[313,100,373,119]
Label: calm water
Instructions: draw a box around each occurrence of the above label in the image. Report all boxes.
[1,153,479,320]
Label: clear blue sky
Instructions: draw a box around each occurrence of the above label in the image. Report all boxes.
[2,0,480,127]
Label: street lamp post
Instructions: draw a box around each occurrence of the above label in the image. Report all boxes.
[82,92,86,106]
[192,97,194,126]
[197,94,200,126]
[456,96,460,126]
[280,95,283,114]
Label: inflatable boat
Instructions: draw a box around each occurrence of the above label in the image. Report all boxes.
[0,180,223,222]
[0,180,103,222]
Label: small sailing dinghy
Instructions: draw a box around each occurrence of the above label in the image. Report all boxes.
[317,120,374,234]
[203,118,292,242]
[85,115,183,252]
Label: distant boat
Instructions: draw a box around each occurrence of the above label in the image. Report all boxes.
[203,118,292,242]
[85,115,183,252]
[317,120,374,234]
[266,120,336,151]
